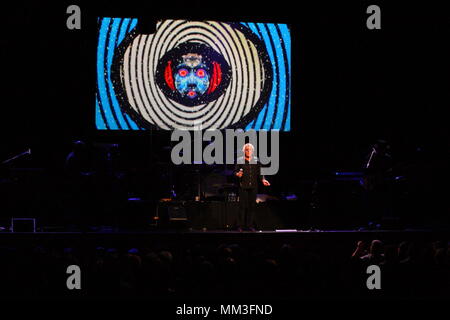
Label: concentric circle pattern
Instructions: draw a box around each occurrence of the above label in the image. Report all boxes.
[96,18,291,131]
[119,20,270,130]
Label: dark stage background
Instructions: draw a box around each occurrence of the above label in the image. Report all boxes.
[0,1,449,228]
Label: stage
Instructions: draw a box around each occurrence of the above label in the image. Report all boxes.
[1,1,449,301]
[0,228,445,246]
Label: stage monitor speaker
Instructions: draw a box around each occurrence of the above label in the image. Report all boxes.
[11,218,36,232]
[123,199,158,229]
[156,202,189,229]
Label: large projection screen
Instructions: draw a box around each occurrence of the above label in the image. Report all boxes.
[96,18,291,131]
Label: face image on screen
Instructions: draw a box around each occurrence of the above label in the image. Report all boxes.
[96,18,291,131]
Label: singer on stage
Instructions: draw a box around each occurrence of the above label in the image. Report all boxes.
[235,143,270,231]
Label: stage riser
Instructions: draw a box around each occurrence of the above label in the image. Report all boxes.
[153,201,309,230]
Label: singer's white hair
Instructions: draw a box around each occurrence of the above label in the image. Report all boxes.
[242,143,255,153]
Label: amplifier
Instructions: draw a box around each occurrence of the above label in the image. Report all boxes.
[167,204,188,221]
[156,201,189,228]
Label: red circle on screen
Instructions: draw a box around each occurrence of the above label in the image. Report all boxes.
[178,69,188,77]
[196,69,206,77]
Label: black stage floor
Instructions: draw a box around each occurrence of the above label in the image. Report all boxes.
[0,229,446,246]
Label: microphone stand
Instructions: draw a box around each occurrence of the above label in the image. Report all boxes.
[366,148,376,169]
[2,149,31,165]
